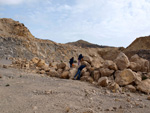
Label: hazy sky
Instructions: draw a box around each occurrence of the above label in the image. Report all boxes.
[0,0,150,47]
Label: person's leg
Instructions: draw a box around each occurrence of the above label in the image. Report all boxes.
[77,70,81,80]
[74,70,80,79]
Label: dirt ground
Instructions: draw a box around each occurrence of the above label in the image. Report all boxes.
[0,59,150,113]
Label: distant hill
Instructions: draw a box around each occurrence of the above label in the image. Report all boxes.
[67,40,113,48]
[124,36,150,60]
[125,36,150,51]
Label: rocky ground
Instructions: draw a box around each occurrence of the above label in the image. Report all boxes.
[0,59,150,113]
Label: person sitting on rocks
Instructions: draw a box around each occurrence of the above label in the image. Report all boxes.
[78,54,83,65]
[69,57,74,68]
[73,65,86,80]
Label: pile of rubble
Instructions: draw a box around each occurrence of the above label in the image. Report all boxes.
[8,52,150,94]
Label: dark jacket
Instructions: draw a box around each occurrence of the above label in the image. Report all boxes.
[69,57,74,65]
[78,54,83,60]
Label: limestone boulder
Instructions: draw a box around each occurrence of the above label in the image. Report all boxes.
[61,71,69,79]
[91,57,103,68]
[80,76,94,83]
[99,68,114,77]
[103,60,118,71]
[108,82,120,92]
[130,54,139,62]
[146,72,150,79]
[82,71,90,77]
[125,85,136,92]
[81,61,91,68]
[31,57,39,64]
[115,69,135,86]
[115,52,130,70]
[129,62,141,72]
[137,79,150,94]
[98,77,109,87]
[36,59,46,68]
[83,56,92,64]
[46,69,59,78]
[0,74,2,78]
[57,69,63,74]
[64,66,70,71]
[81,68,87,76]
[57,62,66,70]
[87,67,95,73]
[130,54,149,72]
[40,64,49,72]
[134,72,142,85]
[93,70,100,82]
[97,48,120,60]
[49,62,57,69]
[37,70,45,74]
[69,68,78,79]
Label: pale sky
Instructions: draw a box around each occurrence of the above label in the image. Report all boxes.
[0,0,150,47]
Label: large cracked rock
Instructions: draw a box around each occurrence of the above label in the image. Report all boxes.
[115,69,135,86]
[115,52,130,70]
[137,79,150,94]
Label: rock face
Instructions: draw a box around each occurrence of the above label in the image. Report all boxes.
[0,19,107,64]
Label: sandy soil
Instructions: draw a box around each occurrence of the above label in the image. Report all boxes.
[0,60,150,113]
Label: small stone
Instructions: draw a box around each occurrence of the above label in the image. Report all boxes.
[83,109,94,113]
[139,103,144,108]
[147,96,150,100]
[45,90,52,94]
[65,107,70,112]
[119,105,123,109]
[5,84,10,87]
[105,90,110,94]
[113,107,117,111]
[105,109,110,111]
[3,65,7,68]
[126,93,131,96]
[0,74,2,78]
[127,98,131,102]
[33,106,38,110]
[115,98,120,101]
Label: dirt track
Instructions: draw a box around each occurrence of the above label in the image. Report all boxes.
[0,63,150,113]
